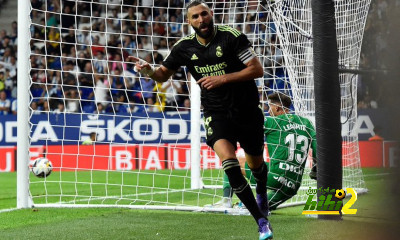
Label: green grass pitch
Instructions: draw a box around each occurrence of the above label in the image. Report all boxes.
[0,168,399,240]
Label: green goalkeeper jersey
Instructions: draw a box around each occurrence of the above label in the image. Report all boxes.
[264,114,316,195]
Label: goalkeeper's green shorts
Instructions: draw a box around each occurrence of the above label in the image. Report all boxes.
[244,162,295,210]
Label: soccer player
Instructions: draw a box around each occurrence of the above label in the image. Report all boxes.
[216,92,317,211]
[128,0,272,239]
[82,132,97,145]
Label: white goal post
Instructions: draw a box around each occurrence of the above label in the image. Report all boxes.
[17,0,368,211]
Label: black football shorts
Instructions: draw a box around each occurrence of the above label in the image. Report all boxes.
[203,108,264,156]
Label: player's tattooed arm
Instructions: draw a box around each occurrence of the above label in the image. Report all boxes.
[127,56,174,83]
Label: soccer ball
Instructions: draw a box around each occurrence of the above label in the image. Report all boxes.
[31,157,53,178]
[335,189,346,199]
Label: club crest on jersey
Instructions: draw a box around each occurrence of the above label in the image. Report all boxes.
[207,127,213,136]
[216,46,223,57]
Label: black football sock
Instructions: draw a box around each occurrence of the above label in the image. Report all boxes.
[222,159,265,222]
[222,172,233,198]
[250,162,268,195]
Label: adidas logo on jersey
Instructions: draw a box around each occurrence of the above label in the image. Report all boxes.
[191,54,198,60]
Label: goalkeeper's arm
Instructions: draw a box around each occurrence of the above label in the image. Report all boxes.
[127,56,175,83]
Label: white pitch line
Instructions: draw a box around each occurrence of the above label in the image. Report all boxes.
[0,208,18,213]
[363,173,392,177]
[63,188,191,204]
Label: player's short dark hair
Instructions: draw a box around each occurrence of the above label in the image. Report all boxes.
[186,0,209,11]
[268,92,292,109]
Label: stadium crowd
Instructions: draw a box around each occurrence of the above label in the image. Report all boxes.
[357,0,399,109]
[0,0,397,115]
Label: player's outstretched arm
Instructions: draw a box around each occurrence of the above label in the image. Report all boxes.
[197,57,263,90]
[127,56,175,83]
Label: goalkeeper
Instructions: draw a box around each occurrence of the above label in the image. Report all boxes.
[128,1,272,239]
[216,92,317,211]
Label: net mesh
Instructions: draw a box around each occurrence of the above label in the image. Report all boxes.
[27,0,368,210]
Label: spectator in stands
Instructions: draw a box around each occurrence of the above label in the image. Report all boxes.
[122,7,137,32]
[93,51,108,74]
[0,29,6,40]
[77,27,92,50]
[77,1,91,17]
[61,5,76,32]
[54,101,65,114]
[158,8,168,21]
[79,62,95,87]
[141,8,152,22]
[31,16,45,39]
[169,15,182,36]
[358,94,378,109]
[45,12,58,28]
[110,68,126,97]
[128,99,144,113]
[0,55,17,79]
[157,38,167,49]
[62,68,79,98]
[145,97,161,113]
[62,27,77,55]
[139,76,155,100]
[11,98,17,115]
[10,21,17,44]
[123,35,136,56]
[0,71,4,91]
[179,98,190,112]
[42,100,50,113]
[66,90,80,113]
[47,0,61,13]
[106,34,119,55]
[175,8,184,24]
[77,52,89,73]
[94,102,106,114]
[182,24,189,36]
[1,47,13,63]
[42,70,61,100]
[114,93,130,114]
[137,23,147,36]
[110,53,126,74]
[91,75,108,107]
[0,90,10,115]
[152,16,166,36]
[109,8,121,32]
[160,79,182,112]
[31,0,43,10]
[91,35,105,56]
[1,38,13,57]
[141,36,152,50]
[47,27,61,55]
[30,101,41,115]
[151,82,166,111]
[4,68,17,101]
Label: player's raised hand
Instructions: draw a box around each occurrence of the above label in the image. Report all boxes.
[197,75,227,90]
[127,56,155,77]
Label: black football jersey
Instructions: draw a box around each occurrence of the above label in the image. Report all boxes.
[162,25,260,114]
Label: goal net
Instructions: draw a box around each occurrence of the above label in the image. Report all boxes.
[19,0,368,211]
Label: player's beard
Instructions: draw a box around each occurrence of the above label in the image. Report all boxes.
[192,19,214,39]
